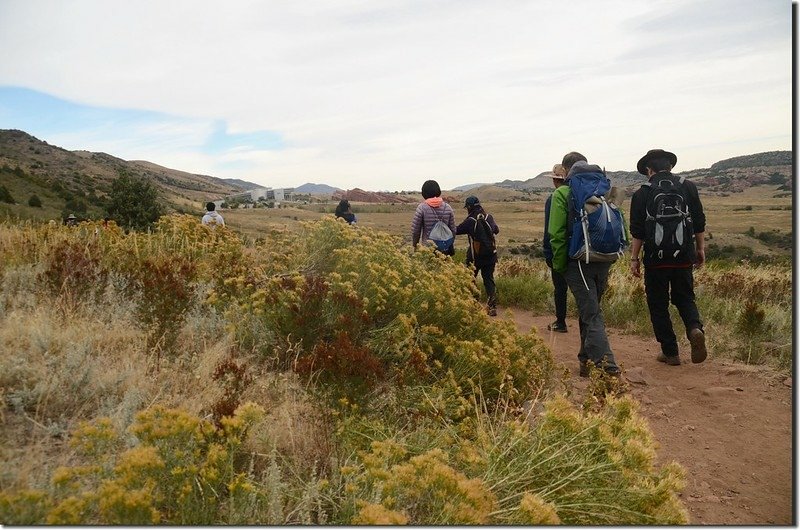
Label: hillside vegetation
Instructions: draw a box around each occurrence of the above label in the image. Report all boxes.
[0,216,688,525]
[0,130,242,221]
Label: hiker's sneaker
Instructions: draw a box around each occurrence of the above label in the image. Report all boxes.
[689,328,707,364]
[487,307,497,317]
[657,353,681,366]
[547,321,568,333]
[579,362,589,378]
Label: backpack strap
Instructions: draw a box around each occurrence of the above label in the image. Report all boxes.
[427,204,446,227]
[427,203,441,221]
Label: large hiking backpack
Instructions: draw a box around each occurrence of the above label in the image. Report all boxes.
[642,176,695,262]
[469,213,496,259]
[567,169,627,263]
[426,205,455,253]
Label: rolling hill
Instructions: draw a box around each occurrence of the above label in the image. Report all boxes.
[0,129,246,220]
[295,182,342,194]
[453,151,793,194]
[0,128,792,222]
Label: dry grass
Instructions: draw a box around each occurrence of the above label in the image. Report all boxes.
[212,184,791,259]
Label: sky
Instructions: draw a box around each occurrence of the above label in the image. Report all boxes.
[0,0,793,192]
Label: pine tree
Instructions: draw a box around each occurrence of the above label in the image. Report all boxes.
[105,174,164,231]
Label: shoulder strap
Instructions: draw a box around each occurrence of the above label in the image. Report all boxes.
[427,204,443,222]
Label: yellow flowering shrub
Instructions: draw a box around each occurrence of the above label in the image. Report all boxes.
[477,395,688,525]
[514,492,561,525]
[346,444,496,525]
[352,503,408,525]
[222,217,553,403]
[0,403,264,525]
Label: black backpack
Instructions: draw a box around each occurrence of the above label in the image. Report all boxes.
[470,213,496,259]
[642,176,695,262]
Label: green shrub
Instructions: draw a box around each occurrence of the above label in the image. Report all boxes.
[0,185,15,204]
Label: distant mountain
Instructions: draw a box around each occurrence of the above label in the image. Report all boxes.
[221,177,264,191]
[295,182,342,194]
[451,182,491,192]
[451,151,793,195]
[710,151,792,171]
[0,129,243,220]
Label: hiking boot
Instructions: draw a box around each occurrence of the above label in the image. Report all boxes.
[657,353,681,366]
[487,307,497,317]
[689,328,707,364]
[547,321,568,333]
[579,362,589,378]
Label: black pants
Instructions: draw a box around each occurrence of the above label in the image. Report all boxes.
[550,267,568,324]
[644,266,703,357]
[473,258,497,308]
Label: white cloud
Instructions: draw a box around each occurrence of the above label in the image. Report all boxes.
[0,0,791,190]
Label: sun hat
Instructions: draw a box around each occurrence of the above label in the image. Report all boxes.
[637,149,677,175]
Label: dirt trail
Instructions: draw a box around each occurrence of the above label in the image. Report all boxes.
[506,309,793,525]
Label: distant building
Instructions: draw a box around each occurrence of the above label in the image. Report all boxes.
[223,187,295,205]
[250,188,269,201]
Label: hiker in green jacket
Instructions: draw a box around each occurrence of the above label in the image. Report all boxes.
[548,151,623,378]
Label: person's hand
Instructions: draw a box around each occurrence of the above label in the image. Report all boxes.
[630,259,641,278]
[694,248,705,269]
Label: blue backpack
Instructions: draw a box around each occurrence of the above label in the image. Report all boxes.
[567,166,627,263]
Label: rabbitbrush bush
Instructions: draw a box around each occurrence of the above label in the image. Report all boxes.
[0,216,690,524]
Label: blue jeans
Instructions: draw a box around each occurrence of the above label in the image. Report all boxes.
[563,260,619,373]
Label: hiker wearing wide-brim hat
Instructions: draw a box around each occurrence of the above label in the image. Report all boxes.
[543,163,569,334]
[628,148,708,367]
[636,149,677,176]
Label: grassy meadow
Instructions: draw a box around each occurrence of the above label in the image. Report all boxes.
[0,183,791,525]
[222,185,792,258]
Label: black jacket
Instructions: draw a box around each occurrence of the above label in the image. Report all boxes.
[456,205,499,263]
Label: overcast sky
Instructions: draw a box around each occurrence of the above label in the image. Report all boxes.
[0,0,792,191]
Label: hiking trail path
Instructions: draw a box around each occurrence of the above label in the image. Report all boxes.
[506,309,793,525]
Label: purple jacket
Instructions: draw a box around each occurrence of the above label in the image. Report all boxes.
[411,200,456,247]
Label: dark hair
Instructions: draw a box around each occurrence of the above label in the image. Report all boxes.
[206,201,216,211]
[335,199,351,217]
[421,180,441,199]
[561,152,587,173]
[646,157,674,173]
